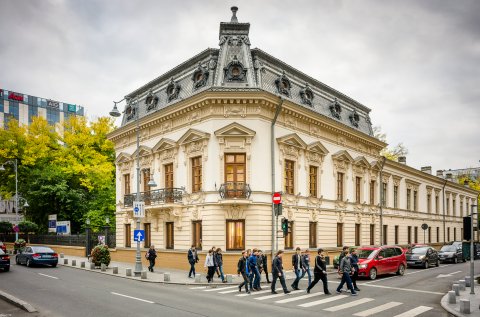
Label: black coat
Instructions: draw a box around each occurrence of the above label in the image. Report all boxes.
[237,256,247,274]
[313,255,327,274]
[147,248,157,260]
[292,253,304,270]
[272,256,284,274]
[262,254,268,271]
[188,249,199,263]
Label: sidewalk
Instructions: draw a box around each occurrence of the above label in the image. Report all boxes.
[58,254,335,285]
[441,281,480,316]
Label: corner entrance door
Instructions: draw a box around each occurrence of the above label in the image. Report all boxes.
[224,154,246,198]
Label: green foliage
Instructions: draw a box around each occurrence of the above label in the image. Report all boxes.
[18,221,39,233]
[0,116,116,233]
[0,221,12,235]
[14,239,26,251]
[373,126,408,162]
[90,244,111,266]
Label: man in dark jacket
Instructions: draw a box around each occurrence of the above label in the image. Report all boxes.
[337,246,351,291]
[271,250,290,294]
[187,245,199,278]
[306,248,331,294]
[350,249,360,291]
[291,247,305,290]
[261,251,271,283]
[237,250,250,294]
[336,250,357,296]
[248,249,261,290]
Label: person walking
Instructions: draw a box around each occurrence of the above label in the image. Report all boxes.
[187,245,199,278]
[336,249,357,296]
[216,248,226,283]
[350,249,360,292]
[257,250,263,286]
[261,250,271,283]
[306,248,331,295]
[146,245,157,272]
[271,250,290,294]
[237,250,250,294]
[291,247,305,290]
[204,249,215,283]
[337,246,351,292]
[248,249,261,290]
[301,249,312,287]
[211,246,220,278]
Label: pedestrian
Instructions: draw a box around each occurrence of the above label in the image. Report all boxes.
[204,249,215,283]
[216,248,226,283]
[211,246,220,278]
[336,249,357,296]
[237,250,250,294]
[337,246,351,291]
[187,245,199,278]
[248,249,261,291]
[291,247,305,290]
[257,250,263,285]
[271,250,291,294]
[306,248,331,295]
[146,244,157,272]
[350,249,360,292]
[261,250,271,283]
[300,249,312,287]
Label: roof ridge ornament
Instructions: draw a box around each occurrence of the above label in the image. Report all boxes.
[230,6,239,23]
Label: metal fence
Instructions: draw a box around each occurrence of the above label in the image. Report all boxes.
[0,233,116,248]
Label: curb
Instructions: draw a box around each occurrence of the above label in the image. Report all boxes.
[0,289,37,313]
[440,292,460,317]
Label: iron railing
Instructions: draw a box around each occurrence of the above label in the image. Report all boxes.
[219,182,251,199]
[124,188,185,207]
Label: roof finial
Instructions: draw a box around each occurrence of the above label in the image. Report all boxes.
[230,6,238,23]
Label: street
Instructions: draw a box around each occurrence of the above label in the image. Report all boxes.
[1,259,479,316]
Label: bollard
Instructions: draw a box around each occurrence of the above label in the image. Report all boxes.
[63,259,69,265]
[226,274,233,283]
[164,272,171,282]
[126,268,132,277]
[195,274,201,283]
[81,261,85,268]
[466,276,471,287]
[459,280,466,291]
[113,266,118,274]
[89,262,96,270]
[101,264,107,272]
[460,299,471,314]
[141,271,147,279]
[448,291,457,304]
[453,284,460,296]
[72,260,76,267]
[60,253,64,259]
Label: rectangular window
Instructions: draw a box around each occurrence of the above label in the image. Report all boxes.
[224,154,246,198]
[28,105,38,124]
[460,201,464,217]
[226,220,245,250]
[355,177,361,204]
[395,225,399,244]
[467,202,470,214]
[166,222,174,249]
[309,222,317,248]
[124,174,131,195]
[407,226,412,244]
[427,194,432,213]
[337,172,344,201]
[143,168,151,205]
[284,160,295,195]
[46,107,60,125]
[382,182,387,207]
[453,199,456,216]
[337,223,343,247]
[407,189,411,210]
[144,223,151,248]
[370,180,375,205]
[355,223,361,246]
[394,185,399,209]
[447,227,450,242]
[285,221,294,249]
[447,198,450,215]
[370,224,375,245]
[192,221,202,250]
[165,163,174,203]
[124,224,131,248]
[413,190,418,211]
[414,226,418,243]
[191,156,202,193]
[454,227,456,241]
[437,227,440,243]
[383,225,388,245]
[435,195,440,213]
[428,227,432,243]
[309,166,318,197]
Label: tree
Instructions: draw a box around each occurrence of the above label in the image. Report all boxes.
[373,126,408,161]
[0,221,12,241]
[18,220,39,243]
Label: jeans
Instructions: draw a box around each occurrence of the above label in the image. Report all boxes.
[292,268,303,289]
[249,267,261,289]
[301,266,312,286]
[337,272,356,294]
[207,266,215,282]
[307,272,330,294]
[218,265,225,282]
[148,258,155,272]
[352,267,359,289]
[271,272,288,293]
[188,261,196,277]
[239,272,250,292]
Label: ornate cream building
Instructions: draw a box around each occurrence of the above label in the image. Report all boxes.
[107,8,478,271]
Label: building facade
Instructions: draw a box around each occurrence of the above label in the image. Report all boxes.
[108,8,478,272]
[0,88,85,129]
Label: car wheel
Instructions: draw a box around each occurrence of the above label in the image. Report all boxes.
[51,264,57,268]
[26,259,32,267]
[436,260,439,267]
[423,261,429,269]
[369,268,377,280]
[453,257,458,264]
[396,264,405,276]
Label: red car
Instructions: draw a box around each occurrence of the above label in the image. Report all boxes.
[357,245,406,280]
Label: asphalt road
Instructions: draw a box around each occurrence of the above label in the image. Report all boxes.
[1,258,479,317]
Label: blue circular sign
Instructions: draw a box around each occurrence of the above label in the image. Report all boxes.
[134,207,139,212]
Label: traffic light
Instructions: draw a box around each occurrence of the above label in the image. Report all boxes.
[281,218,289,236]
[274,203,283,216]
[463,216,471,241]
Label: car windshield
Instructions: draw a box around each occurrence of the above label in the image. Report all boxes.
[357,249,376,259]
[441,246,457,252]
[410,247,428,254]
[32,247,54,253]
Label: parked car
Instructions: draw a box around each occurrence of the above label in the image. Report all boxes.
[439,245,464,264]
[16,246,58,268]
[357,245,406,280]
[0,241,6,253]
[0,249,10,272]
[406,246,439,268]
[450,241,463,250]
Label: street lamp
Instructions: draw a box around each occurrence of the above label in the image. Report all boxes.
[470,204,478,295]
[0,159,20,240]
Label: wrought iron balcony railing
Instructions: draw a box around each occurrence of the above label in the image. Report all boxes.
[124,188,185,207]
[219,182,252,199]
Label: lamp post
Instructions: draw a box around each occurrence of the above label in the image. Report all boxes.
[470,204,477,295]
[85,218,91,258]
[0,159,19,240]
[104,216,110,247]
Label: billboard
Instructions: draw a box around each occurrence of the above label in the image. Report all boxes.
[56,220,71,235]
[48,214,57,233]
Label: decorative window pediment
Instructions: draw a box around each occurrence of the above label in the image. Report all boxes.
[353,156,370,175]
[214,122,256,138]
[152,138,178,165]
[166,78,181,102]
[329,98,342,119]
[349,109,360,127]
[305,141,328,165]
[405,178,421,190]
[152,138,177,152]
[223,55,247,82]
[277,133,306,162]
[115,152,132,164]
[192,63,209,90]
[178,128,210,161]
[178,128,210,145]
[331,150,353,174]
[275,71,291,97]
[299,83,314,106]
[131,145,152,158]
[131,145,153,169]
[145,88,159,112]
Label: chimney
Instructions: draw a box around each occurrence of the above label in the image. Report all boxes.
[398,156,407,164]
[436,170,444,177]
[446,173,453,181]
[421,166,432,174]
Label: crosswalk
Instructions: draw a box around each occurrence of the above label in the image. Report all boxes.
[189,285,433,316]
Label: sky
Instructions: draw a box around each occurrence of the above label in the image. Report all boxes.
[1,0,479,172]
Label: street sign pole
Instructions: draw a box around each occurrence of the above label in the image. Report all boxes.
[470,205,477,295]
[134,99,142,277]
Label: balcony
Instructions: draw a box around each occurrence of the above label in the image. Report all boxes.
[124,188,185,207]
[219,182,252,200]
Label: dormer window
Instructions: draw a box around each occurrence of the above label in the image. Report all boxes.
[329,98,342,119]
[300,83,314,106]
[192,63,209,90]
[125,102,137,121]
[349,110,360,127]
[275,71,291,97]
[145,89,159,112]
[224,55,247,82]
[166,78,181,102]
